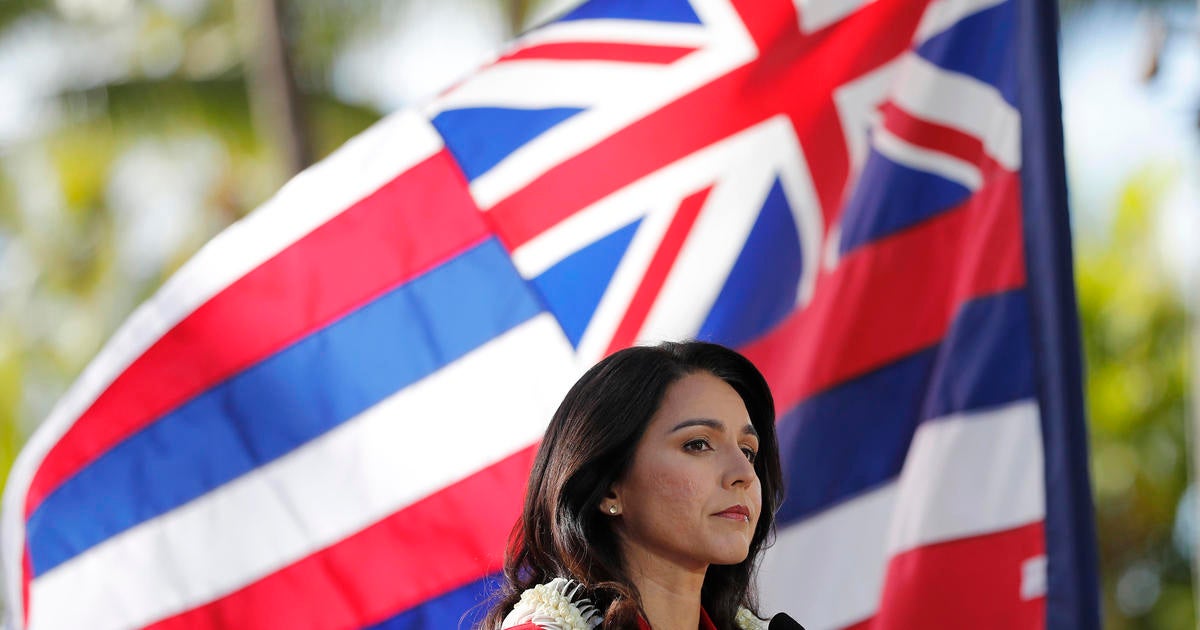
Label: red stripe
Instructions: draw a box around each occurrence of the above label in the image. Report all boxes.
[605,186,712,355]
[147,446,537,630]
[498,42,697,65]
[743,169,1025,412]
[836,523,1046,630]
[872,522,1046,628]
[878,101,1004,175]
[25,150,487,521]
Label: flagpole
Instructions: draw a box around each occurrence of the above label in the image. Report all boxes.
[1017,0,1101,625]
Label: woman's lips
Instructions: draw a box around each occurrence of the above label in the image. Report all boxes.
[714,504,751,522]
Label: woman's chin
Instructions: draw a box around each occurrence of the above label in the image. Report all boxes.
[705,543,752,566]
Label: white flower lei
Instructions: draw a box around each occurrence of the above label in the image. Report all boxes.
[500,577,770,630]
[501,578,602,629]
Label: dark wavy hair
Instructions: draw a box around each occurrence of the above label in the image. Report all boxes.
[480,341,784,629]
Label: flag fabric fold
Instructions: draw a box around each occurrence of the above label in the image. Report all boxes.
[2,0,1098,628]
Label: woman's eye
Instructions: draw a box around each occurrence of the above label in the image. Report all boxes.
[741,447,758,463]
[683,438,711,452]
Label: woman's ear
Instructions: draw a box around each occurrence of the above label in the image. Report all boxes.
[600,487,620,516]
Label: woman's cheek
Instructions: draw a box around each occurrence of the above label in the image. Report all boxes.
[649,467,702,506]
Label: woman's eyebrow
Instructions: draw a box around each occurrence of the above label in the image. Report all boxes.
[669,418,724,433]
[669,419,759,436]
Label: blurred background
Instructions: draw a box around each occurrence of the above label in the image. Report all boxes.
[0,0,1194,627]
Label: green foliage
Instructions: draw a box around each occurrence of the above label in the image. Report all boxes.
[0,0,386,449]
[0,332,24,493]
[1076,165,1195,628]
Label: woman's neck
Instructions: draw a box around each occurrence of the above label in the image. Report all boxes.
[621,543,707,630]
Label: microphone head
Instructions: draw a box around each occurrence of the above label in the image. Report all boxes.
[768,613,805,630]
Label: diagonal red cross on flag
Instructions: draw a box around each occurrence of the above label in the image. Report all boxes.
[485,0,935,252]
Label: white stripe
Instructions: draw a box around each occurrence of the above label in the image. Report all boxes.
[514,19,710,49]
[758,400,1044,629]
[822,220,842,270]
[886,400,1045,554]
[513,192,648,279]
[759,484,897,630]
[763,121,824,309]
[509,195,642,280]
[637,117,823,344]
[509,117,799,280]
[833,57,902,183]
[914,0,1009,45]
[27,315,579,630]
[1,110,444,630]
[426,61,662,114]
[793,0,876,33]
[572,198,676,364]
[872,125,983,190]
[891,53,1021,170]
[635,160,774,346]
[1021,554,1048,600]
[1022,554,1051,600]
[468,0,758,210]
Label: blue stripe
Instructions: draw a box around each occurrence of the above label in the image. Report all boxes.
[920,287,1035,420]
[776,290,1034,526]
[698,178,803,348]
[839,148,971,254]
[916,0,1018,106]
[28,239,543,577]
[776,348,935,525]
[1015,0,1101,624]
[433,107,584,182]
[533,218,641,348]
[556,0,701,24]
[366,575,496,630]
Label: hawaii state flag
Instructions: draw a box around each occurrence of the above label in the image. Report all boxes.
[1,0,1099,628]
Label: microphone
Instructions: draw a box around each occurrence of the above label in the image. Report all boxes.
[768,613,805,630]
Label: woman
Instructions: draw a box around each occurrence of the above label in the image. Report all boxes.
[481,341,785,630]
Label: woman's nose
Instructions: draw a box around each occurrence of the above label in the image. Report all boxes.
[724,445,756,488]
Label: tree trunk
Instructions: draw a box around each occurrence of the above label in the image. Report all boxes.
[237,0,312,179]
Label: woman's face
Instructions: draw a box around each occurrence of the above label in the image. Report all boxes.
[608,371,762,572]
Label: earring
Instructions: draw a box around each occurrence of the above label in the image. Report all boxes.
[608,504,618,515]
